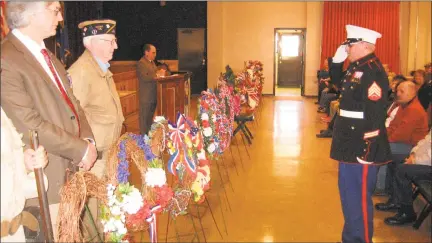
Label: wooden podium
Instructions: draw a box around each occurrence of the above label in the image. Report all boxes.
[155,73,191,122]
[112,66,190,133]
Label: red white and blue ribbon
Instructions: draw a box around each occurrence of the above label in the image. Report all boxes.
[167,112,197,176]
[146,205,162,243]
[168,113,186,150]
[167,150,180,175]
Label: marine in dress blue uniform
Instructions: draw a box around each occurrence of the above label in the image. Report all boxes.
[330,25,392,243]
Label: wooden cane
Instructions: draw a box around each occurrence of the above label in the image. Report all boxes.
[29,130,54,242]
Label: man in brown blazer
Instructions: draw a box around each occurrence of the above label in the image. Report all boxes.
[68,19,125,239]
[137,44,165,135]
[1,1,97,238]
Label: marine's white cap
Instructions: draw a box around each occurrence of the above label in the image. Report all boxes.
[343,25,382,45]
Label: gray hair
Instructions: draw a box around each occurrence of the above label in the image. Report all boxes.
[83,35,96,48]
[6,1,50,29]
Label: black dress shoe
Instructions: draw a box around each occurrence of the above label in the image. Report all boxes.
[375,202,401,212]
[384,212,417,226]
[373,190,389,196]
[316,130,332,138]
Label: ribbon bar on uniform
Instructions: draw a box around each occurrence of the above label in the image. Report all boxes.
[339,109,364,119]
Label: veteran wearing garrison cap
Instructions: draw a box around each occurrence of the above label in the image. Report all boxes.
[68,19,124,237]
[329,25,391,243]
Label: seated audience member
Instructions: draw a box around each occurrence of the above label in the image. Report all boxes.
[316,55,346,138]
[378,76,418,194]
[317,84,339,114]
[413,69,432,111]
[317,108,337,138]
[375,129,431,226]
[1,107,49,242]
[387,75,406,107]
[387,80,429,147]
[381,80,429,199]
[317,58,331,103]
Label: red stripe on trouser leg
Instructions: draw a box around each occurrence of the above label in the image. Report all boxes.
[362,165,370,243]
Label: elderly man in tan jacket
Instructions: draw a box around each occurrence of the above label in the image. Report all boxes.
[67,19,124,240]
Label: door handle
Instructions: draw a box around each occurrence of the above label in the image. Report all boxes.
[202,59,206,66]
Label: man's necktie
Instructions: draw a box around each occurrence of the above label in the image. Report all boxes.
[41,49,80,135]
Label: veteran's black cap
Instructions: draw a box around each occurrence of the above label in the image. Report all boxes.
[78,19,116,37]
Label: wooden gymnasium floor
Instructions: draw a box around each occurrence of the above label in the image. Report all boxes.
[126,95,431,243]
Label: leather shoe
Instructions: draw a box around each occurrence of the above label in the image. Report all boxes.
[384,212,417,226]
[375,202,401,212]
[373,189,389,196]
[316,130,332,138]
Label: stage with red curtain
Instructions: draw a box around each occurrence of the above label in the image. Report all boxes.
[321,1,400,73]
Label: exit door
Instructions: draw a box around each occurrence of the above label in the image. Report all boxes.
[276,31,305,88]
[178,28,207,95]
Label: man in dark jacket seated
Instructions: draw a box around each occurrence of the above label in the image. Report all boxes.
[316,56,346,138]
[414,69,432,111]
[316,58,331,104]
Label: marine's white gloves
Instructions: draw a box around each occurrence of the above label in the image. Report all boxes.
[333,45,348,63]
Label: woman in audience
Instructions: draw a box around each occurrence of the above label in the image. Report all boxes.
[1,107,49,242]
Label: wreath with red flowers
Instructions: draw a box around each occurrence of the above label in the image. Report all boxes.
[165,113,212,206]
[197,89,221,159]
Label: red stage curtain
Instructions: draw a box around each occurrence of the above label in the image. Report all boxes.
[321,1,400,73]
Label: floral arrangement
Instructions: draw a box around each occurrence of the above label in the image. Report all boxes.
[101,183,143,242]
[165,112,212,205]
[189,119,212,203]
[197,90,220,159]
[166,113,197,180]
[213,93,230,152]
[232,60,265,112]
[213,76,242,152]
[245,60,264,86]
[223,65,236,87]
[103,123,174,242]
[245,60,264,104]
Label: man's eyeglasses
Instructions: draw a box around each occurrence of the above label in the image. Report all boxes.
[347,42,362,48]
[99,38,118,46]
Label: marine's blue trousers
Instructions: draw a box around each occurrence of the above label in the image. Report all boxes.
[339,162,379,243]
